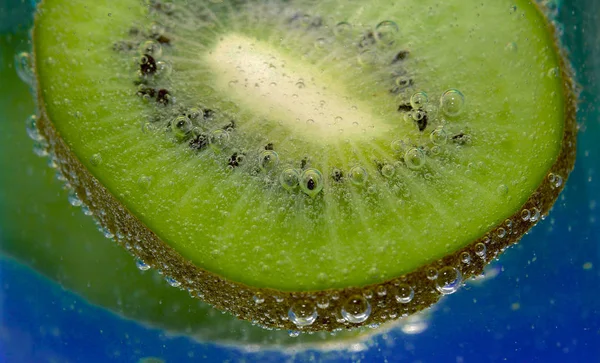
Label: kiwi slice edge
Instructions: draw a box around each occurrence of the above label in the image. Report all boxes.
[31,0,577,332]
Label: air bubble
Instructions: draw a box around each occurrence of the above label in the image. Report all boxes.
[497,228,506,238]
[280,168,300,191]
[138,175,152,190]
[547,67,559,79]
[426,267,438,280]
[505,42,518,52]
[136,258,151,271]
[395,284,414,304]
[172,116,192,140]
[410,91,429,109]
[349,166,368,185]
[435,267,462,295]
[404,148,426,170]
[90,153,102,166]
[15,52,34,85]
[375,20,399,45]
[165,276,181,288]
[68,191,82,207]
[334,22,353,37]
[530,207,541,222]
[474,243,487,257]
[460,252,471,264]
[381,164,395,178]
[316,297,329,309]
[358,50,377,66]
[26,115,44,142]
[288,300,318,327]
[341,295,371,324]
[411,109,426,121]
[440,89,465,117]
[300,168,324,197]
[497,184,509,195]
[259,150,279,171]
[521,209,531,221]
[288,330,300,337]
[430,127,448,145]
[139,40,162,57]
[376,286,387,296]
[253,294,265,304]
[209,129,230,147]
[156,60,172,77]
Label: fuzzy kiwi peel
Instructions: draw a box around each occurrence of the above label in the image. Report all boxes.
[32,0,576,332]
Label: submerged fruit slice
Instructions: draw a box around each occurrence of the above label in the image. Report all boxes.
[32,0,576,331]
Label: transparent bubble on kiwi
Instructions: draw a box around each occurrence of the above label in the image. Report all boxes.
[288,300,318,327]
[138,175,152,190]
[89,153,102,167]
[300,168,324,197]
[280,168,300,191]
[410,91,429,109]
[375,20,399,45]
[430,127,448,145]
[139,40,162,57]
[172,116,192,140]
[349,166,368,185]
[435,267,462,295]
[25,115,44,142]
[395,284,414,304]
[547,67,560,79]
[165,276,181,288]
[474,242,487,257]
[426,267,438,280]
[334,21,353,37]
[156,60,172,77]
[440,89,465,117]
[135,258,151,271]
[530,207,541,222]
[259,150,279,172]
[15,51,34,85]
[381,164,395,178]
[460,251,471,264]
[209,129,229,148]
[497,184,509,196]
[505,42,518,52]
[521,209,531,221]
[404,148,426,170]
[68,190,82,207]
[358,49,378,66]
[341,295,371,324]
[411,109,426,122]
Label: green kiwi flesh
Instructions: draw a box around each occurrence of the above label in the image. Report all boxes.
[1,31,394,349]
[32,0,576,331]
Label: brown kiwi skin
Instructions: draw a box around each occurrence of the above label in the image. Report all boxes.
[32,1,577,332]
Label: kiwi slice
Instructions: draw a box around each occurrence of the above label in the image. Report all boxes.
[3,30,403,349]
[31,0,576,331]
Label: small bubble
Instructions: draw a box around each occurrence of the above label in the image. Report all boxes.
[547,67,559,79]
[505,42,518,52]
[435,267,462,295]
[138,175,152,190]
[136,258,151,271]
[288,330,300,337]
[165,276,181,288]
[497,228,506,238]
[139,40,162,57]
[357,50,377,66]
[209,129,230,147]
[253,294,265,304]
[156,60,172,77]
[68,191,82,207]
[90,153,102,167]
[411,109,426,121]
[280,168,300,191]
[296,81,306,89]
[410,91,429,109]
[171,116,192,140]
[300,168,324,197]
[142,122,154,133]
[15,52,34,85]
[530,207,541,222]
[381,164,395,178]
[521,209,531,221]
[474,243,487,257]
[375,20,399,45]
[426,267,438,280]
[288,300,318,327]
[334,22,353,37]
[25,115,44,141]
[316,297,329,309]
[404,148,426,170]
[430,127,448,145]
[440,89,465,117]
[349,166,368,185]
[341,295,371,324]
[509,5,517,13]
[376,286,387,296]
[306,118,314,125]
[497,184,509,195]
[395,284,414,304]
[259,150,279,172]
[460,252,471,264]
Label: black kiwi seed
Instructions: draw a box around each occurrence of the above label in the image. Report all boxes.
[416,113,428,132]
[140,54,157,75]
[265,143,274,151]
[156,89,169,104]
[391,50,410,64]
[202,108,215,120]
[452,133,471,145]
[332,169,344,182]
[307,178,316,191]
[397,103,412,112]
[300,157,309,169]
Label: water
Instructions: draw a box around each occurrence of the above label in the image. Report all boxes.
[1,0,599,361]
